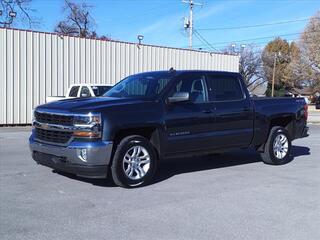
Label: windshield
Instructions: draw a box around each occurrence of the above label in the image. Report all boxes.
[91,86,112,96]
[104,72,173,99]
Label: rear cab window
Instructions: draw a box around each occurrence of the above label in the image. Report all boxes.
[80,86,91,97]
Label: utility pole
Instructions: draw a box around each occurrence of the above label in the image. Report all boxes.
[271,53,277,97]
[182,0,202,49]
[271,52,281,97]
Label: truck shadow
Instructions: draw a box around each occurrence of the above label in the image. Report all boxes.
[53,170,117,187]
[53,145,310,187]
[152,145,310,185]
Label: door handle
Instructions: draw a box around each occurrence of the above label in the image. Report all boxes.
[202,109,213,114]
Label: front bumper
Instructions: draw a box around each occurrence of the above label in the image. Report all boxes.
[29,134,113,178]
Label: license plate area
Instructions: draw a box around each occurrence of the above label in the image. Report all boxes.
[33,151,67,164]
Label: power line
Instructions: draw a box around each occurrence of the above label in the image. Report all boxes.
[193,29,220,52]
[197,17,320,31]
[189,30,320,48]
[197,37,317,51]
[198,37,300,49]
[204,32,301,45]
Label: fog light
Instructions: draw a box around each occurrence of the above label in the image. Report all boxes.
[78,149,87,162]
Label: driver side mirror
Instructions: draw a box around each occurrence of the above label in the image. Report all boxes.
[167,92,190,103]
[81,93,89,98]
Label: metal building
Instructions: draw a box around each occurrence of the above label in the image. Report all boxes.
[0,28,239,125]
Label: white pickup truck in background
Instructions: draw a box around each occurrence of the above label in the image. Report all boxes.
[46,84,113,103]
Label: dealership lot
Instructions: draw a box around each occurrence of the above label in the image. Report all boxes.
[1,125,319,240]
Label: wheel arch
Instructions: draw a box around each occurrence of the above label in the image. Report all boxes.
[257,115,295,152]
[269,116,294,137]
[111,126,162,163]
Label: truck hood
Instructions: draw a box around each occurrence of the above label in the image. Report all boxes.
[36,97,148,113]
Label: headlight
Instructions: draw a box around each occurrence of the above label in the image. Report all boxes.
[73,113,102,138]
[73,113,101,126]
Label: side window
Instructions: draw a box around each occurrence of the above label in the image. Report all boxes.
[69,86,79,97]
[207,75,244,101]
[80,86,91,97]
[156,78,171,94]
[170,75,207,103]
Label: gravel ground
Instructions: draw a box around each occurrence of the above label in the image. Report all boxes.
[0,125,319,240]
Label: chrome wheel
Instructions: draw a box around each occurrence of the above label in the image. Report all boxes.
[122,146,151,180]
[273,134,289,159]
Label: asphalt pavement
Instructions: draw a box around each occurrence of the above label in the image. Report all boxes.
[309,108,320,123]
[0,125,319,240]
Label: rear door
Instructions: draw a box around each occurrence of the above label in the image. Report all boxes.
[206,73,254,149]
[163,73,216,154]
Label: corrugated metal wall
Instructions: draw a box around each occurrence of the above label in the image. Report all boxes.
[0,28,239,125]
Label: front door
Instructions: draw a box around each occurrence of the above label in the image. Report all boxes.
[163,73,215,155]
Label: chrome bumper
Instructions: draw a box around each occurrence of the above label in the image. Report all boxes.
[29,134,113,178]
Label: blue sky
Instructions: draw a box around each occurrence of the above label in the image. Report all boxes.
[13,0,320,51]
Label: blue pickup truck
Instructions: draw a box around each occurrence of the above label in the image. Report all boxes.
[30,70,309,188]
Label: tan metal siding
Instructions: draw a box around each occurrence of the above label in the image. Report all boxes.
[0,28,239,125]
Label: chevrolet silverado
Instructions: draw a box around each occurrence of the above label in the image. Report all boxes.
[30,70,309,187]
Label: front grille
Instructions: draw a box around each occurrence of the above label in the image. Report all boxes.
[35,128,72,144]
[35,111,73,126]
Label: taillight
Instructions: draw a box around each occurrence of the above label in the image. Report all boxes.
[304,104,308,120]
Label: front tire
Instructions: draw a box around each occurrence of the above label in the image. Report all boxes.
[260,126,292,165]
[111,135,157,188]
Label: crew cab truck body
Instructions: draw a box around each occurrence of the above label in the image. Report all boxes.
[29,70,309,187]
[46,84,113,103]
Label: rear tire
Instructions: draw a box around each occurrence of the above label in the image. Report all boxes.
[260,126,292,165]
[111,135,157,188]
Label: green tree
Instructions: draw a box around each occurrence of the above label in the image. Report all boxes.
[262,38,290,88]
[262,38,302,96]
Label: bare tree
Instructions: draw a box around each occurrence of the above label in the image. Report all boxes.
[298,12,320,89]
[225,44,266,93]
[0,0,38,28]
[55,0,96,38]
[240,46,266,93]
[283,12,320,91]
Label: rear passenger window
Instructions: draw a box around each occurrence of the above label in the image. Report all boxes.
[207,75,244,101]
[69,86,79,97]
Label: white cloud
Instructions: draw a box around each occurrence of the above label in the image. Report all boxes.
[196,2,228,21]
[138,13,182,36]
[133,1,248,47]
